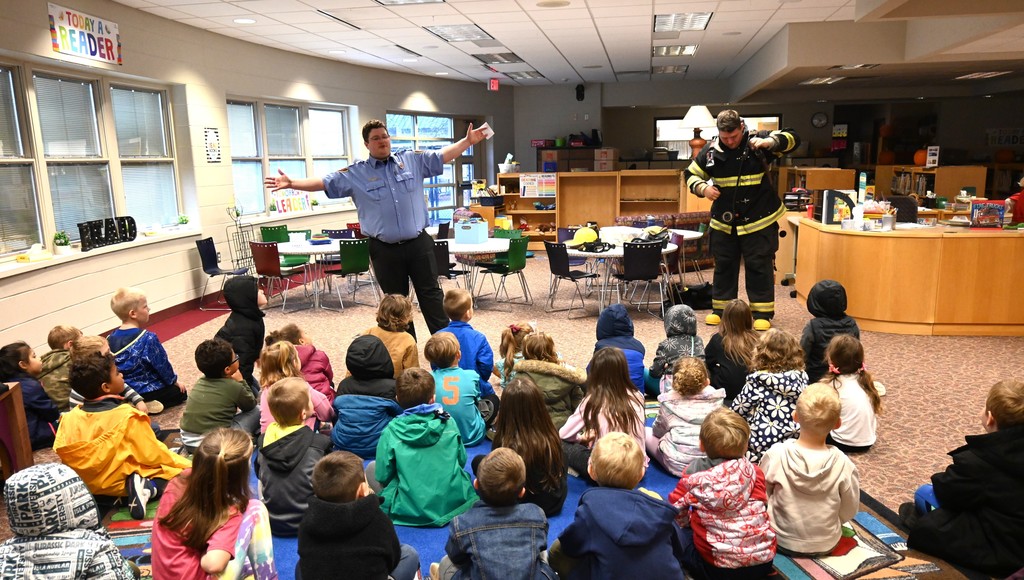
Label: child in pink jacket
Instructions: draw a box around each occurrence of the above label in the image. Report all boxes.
[266,324,335,402]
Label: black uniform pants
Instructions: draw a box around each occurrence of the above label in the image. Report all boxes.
[368,231,447,338]
[709,222,778,320]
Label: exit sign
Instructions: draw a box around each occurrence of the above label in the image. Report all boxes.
[488,78,500,92]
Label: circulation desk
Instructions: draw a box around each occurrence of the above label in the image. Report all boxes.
[794,219,1024,336]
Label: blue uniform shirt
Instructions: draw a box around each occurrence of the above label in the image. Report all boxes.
[322,149,444,243]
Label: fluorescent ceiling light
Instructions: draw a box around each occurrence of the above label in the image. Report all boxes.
[376,0,444,5]
[654,13,712,32]
[328,49,347,54]
[799,76,844,85]
[233,18,256,24]
[473,53,524,65]
[652,45,697,57]
[435,72,448,75]
[653,65,688,74]
[425,24,492,42]
[537,1,570,7]
[505,71,545,80]
[828,64,879,70]
[955,71,1011,80]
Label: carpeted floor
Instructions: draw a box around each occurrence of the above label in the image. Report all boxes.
[11,253,1024,577]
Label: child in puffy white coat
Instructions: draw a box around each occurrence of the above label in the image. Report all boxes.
[645,357,725,476]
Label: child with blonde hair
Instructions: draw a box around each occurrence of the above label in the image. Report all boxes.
[108,287,187,408]
[152,428,276,579]
[560,348,647,479]
[821,334,883,452]
[513,333,585,429]
[645,357,725,476]
[494,321,534,388]
[670,408,775,579]
[265,324,335,402]
[440,288,499,417]
[730,329,808,462]
[704,299,759,402]
[552,432,684,579]
[363,294,419,379]
[257,341,333,433]
[424,332,486,445]
[760,384,859,557]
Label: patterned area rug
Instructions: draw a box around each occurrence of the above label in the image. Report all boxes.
[104,503,158,579]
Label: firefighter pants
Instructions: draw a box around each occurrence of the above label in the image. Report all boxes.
[709,222,778,320]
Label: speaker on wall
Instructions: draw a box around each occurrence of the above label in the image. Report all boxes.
[575,84,584,101]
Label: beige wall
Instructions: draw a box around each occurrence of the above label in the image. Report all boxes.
[0,0,514,351]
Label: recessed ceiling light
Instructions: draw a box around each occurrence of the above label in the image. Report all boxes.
[537,0,570,6]
[654,12,712,32]
[652,45,697,57]
[916,96,925,100]
[403,58,418,62]
[955,71,1011,80]
[653,65,688,74]
[233,18,256,24]
[328,49,347,54]
[983,94,993,98]
[799,76,844,85]
[375,0,444,5]
[425,24,492,42]
[505,71,545,80]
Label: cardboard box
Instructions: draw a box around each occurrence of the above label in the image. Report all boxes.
[454,220,488,244]
[594,160,618,171]
[594,147,619,160]
[540,150,559,162]
[531,139,555,147]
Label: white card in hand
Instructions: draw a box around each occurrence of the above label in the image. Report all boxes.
[479,123,494,139]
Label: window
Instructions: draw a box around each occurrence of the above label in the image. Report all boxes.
[227,100,352,215]
[0,66,42,255]
[387,112,458,220]
[0,64,180,258]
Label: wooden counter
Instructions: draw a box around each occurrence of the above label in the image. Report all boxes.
[794,219,1024,336]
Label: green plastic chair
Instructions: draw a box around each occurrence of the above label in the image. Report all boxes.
[477,237,532,307]
[260,225,309,268]
[323,238,379,309]
[489,227,523,264]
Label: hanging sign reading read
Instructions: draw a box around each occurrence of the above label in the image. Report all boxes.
[48,3,122,65]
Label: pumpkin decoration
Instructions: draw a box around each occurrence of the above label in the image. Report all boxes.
[994,149,1015,164]
[877,151,896,165]
[913,148,928,166]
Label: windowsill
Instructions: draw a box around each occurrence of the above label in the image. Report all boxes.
[0,226,203,281]
[237,204,357,226]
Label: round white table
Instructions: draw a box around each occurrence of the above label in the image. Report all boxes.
[277,239,346,310]
[567,232,699,310]
[446,238,511,304]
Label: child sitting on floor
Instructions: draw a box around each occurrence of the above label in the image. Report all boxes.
[363,294,419,379]
[37,324,82,412]
[494,321,535,388]
[800,279,860,383]
[0,341,59,450]
[67,335,154,414]
[646,357,725,477]
[425,331,486,445]
[331,335,402,459]
[647,304,705,396]
[514,333,586,430]
[180,338,259,445]
[759,383,860,557]
[265,323,335,402]
[432,447,557,579]
[257,341,334,433]
[439,288,499,422]
[297,451,420,580]
[819,334,883,452]
[594,303,646,392]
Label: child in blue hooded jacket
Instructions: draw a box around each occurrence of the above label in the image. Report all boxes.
[594,304,646,392]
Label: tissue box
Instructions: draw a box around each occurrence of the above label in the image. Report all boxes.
[454,220,488,244]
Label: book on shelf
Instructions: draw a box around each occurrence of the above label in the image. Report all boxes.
[970,200,1004,229]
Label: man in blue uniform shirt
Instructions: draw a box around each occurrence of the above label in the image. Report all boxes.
[265,119,486,337]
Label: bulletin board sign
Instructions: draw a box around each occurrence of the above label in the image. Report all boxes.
[48,4,122,65]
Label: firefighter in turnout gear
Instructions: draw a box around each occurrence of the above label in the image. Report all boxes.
[684,109,800,331]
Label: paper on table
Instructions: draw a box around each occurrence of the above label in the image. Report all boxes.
[479,122,494,139]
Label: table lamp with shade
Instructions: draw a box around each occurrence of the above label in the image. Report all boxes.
[681,105,716,159]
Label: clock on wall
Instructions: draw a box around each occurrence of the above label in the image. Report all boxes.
[811,112,829,128]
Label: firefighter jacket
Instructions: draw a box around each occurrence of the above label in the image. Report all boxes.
[685,129,799,235]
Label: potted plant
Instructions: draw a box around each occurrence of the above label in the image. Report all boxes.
[268,201,278,214]
[177,214,190,225]
[311,199,320,211]
[53,230,73,256]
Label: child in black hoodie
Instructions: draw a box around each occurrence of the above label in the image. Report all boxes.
[800,280,860,383]
[256,377,332,537]
[297,451,420,580]
[331,335,402,459]
[215,276,267,398]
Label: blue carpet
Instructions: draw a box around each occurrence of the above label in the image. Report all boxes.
[263,418,680,579]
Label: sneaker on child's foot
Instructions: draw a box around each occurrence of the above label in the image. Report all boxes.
[126,474,153,520]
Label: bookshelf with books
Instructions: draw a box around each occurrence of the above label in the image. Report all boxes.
[778,167,856,197]
[885,165,986,199]
[497,173,557,249]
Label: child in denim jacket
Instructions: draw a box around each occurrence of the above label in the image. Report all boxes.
[432,448,556,580]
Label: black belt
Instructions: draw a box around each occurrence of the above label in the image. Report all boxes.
[368,230,424,245]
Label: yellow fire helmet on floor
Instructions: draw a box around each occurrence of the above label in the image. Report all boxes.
[568,227,598,247]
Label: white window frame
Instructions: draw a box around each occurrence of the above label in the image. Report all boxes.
[0,60,181,259]
[227,97,353,216]
[386,112,465,219]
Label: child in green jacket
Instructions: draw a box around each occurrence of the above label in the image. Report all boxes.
[368,367,477,527]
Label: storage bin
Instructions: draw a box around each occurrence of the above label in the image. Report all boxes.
[478,195,504,207]
[454,220,488,244]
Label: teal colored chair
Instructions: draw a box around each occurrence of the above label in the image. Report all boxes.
[260,225,310,269]
[477,237,532,308]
